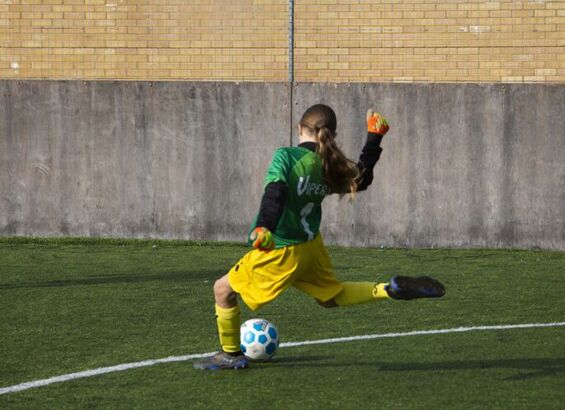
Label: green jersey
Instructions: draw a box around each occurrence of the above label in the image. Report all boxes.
[248,134,383,249]
[252,146,331,248]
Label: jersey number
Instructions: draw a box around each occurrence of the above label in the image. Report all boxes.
[300,202,314,240]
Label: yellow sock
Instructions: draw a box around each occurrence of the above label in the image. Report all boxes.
[334,282,390,307]
[215,304,241,353]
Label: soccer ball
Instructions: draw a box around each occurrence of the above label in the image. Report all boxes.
[240,318,279,361]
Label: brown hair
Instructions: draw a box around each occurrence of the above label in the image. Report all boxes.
[299,104,359,197]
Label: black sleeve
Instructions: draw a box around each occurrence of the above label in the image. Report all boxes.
[356,133,384,192]
[255,181,287,232]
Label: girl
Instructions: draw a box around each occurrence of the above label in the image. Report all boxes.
[194,104,445,370]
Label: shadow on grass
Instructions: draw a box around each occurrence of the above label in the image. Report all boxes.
[376,358,565,381]
[255,356,565,380]
[0,270,223,290]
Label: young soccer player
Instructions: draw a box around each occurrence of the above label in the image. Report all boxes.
[194,104,445,370]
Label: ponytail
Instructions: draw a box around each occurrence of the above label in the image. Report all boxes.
[317,126,359,197]
[299,104,360,198]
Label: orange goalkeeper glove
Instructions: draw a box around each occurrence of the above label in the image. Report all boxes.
[367,110,390,136]
[249,227,275,252]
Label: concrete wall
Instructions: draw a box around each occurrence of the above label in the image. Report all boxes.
[0,81,290,241]
[293,83,565,250]
[1,81,564,250]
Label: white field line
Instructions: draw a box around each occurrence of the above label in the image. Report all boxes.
[1,321,564,396]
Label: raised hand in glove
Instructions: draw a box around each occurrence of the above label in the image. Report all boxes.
[367,109,390,136]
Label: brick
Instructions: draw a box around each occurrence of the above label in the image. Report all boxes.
[535,68,557,76]
[502,76,524,83]
[1,0,563,83]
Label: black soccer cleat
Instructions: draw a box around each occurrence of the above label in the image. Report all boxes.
[386,276,446,300]
[193,351,249,370]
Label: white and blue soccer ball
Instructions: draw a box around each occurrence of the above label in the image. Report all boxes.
[240,318,279,361]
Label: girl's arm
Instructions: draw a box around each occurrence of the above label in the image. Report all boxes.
[356,133,384,192]
[255,181,287,232]
[356,110,389,192]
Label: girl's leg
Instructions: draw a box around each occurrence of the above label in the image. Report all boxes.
[318,281,391,308]
[194,274,248,370]
[213,274,242,354]
[318,277,445,308]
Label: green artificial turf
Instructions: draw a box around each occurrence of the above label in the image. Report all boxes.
[1,238,564,409]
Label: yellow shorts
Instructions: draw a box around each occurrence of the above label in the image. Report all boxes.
[228,234,343,311]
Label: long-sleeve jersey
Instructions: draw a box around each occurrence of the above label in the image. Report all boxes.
[250,132,384,248]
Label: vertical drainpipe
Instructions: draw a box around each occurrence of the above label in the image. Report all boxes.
[289,0,295,84]
[289,0,295,145]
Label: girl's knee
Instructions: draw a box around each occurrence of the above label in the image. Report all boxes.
[214,275,237,306]
[213,277,226,294]
[213,277,229,297]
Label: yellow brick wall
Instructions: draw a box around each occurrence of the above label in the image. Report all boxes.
[0,0,288,81]
[295,0,565,83]
[1,0,564,83]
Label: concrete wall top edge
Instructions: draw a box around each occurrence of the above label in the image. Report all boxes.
[2,79,564,91]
